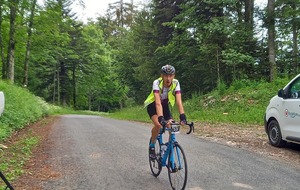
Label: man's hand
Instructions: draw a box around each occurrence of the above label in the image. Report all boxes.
[166,119,175,128]
[158,116,167,127]
[179,113,187,125]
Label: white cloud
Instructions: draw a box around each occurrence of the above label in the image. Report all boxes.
[255,0,267,7]
[72,0,138,23]
[37,0,137,23]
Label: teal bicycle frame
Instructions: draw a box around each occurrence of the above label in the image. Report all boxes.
[149,121,194,189]
[157,122,194,169]
[158,126,179,168]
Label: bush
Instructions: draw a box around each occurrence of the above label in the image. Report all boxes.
[0,81,50,140]
[110,78,292,126]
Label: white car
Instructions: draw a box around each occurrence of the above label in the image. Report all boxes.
[264,74,300,147]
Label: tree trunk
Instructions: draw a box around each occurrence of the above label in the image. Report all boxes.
[59,60,67,106]
[57,67,60,105]
[244,0,254,52]
[120,0,124,27]
[72,61,76,109]
[244,0,254,32]
[7,0,18,84]
[53,70,56,104]
[88,91,92,111]
[216,47,221,86]
[0,1,6,79]
[267,0,276,82]
[291,2,298,74]
[23,0,37,87]
[292,24,298,74]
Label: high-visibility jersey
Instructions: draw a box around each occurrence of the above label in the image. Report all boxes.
[144,77,181,107]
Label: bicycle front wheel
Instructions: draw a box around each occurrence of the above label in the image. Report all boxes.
[149,138,162,177]
[167,143,187,190]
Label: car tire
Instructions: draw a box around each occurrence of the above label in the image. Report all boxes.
[267,120,286,147]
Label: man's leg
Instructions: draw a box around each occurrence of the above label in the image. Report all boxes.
[149,115,162,160]
[150,114,161,144]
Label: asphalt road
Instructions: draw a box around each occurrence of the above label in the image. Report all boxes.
[42,115,300,190]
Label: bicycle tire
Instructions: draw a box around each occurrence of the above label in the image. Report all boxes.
[149,138,162,177]
[167,143,187,190]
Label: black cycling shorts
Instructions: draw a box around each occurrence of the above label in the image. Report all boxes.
[147,101,172,120]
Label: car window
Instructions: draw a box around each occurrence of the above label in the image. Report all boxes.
[289,77,300,99]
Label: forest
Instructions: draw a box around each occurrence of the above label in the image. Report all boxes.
[0,0,299,112]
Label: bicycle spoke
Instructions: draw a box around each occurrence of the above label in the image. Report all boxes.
[148,122,193,189]
[168,143,187,190]
[149,138,162,177]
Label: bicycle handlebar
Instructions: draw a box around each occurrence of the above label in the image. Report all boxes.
[161,122,194,134]
[186,122,194,134]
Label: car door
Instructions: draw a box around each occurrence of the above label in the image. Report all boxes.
[281,77,300,140]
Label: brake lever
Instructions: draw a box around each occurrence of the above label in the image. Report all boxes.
[186,122,194,134]
[161,124,166,134]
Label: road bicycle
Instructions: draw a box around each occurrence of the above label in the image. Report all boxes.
[0,171,14,190]
[0,146,14,190]
[149,121,194,190]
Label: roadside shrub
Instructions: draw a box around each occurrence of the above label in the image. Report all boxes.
[0,81,49,140]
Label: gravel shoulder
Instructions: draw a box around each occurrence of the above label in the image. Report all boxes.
[194,122,300,167]
[7,116,300,189]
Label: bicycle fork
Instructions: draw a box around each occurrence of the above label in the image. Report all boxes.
[168,142,183,173]
[159,134,183,172]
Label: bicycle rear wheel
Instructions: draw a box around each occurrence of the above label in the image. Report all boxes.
[149,138,162,177]
[167,143,187,190]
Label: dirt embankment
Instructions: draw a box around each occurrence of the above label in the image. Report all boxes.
[194,122,300,167]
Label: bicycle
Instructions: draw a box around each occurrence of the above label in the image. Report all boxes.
[149,121,194,190]
[0,145,14,190]
[0,171,14,190]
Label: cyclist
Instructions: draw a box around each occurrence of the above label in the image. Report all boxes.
[144,64,187,160]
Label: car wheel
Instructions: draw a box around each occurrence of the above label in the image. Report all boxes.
[267,120,285,147]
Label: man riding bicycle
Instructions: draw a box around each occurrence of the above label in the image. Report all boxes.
[144,64,187,160]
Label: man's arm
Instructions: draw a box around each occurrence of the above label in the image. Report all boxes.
[154,92,163,117]
[175,93,185,114]
[176,93,187,124]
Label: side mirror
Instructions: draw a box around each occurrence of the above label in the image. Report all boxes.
[278,89,284,98]
[0,92,4,116]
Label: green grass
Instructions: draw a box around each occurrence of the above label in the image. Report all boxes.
[0,136,39,188]
[0,80,50,140]
[109,78,290,126]
[110,106,149,122]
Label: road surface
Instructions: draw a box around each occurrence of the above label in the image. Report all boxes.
[41,115,300,190]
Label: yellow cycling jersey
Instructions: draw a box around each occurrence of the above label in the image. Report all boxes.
[144,77,180,107]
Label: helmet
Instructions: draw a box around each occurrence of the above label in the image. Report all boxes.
[161,64,175,75]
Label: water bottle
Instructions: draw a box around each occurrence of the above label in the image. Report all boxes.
[161,144,167,157]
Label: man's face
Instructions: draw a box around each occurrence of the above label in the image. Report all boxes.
[162,74,175,87]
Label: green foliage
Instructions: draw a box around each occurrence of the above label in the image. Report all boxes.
[75,23,124,111]
[0,136,39,187]
[184,78,290,125]
[106,9,159,104]
[110,78,290,126]
[110,106,149,122]
[0,79,101,187]
[222,49,255,80]
[0,0,299,114]
[0,80,50,140]
[217,81,227,96]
